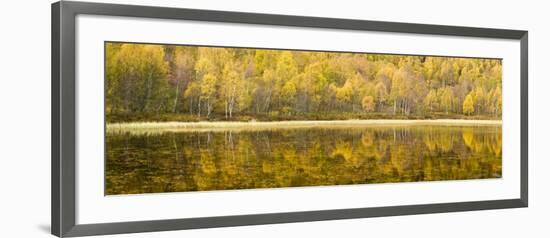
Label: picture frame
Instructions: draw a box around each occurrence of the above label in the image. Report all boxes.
[52,1,528,237]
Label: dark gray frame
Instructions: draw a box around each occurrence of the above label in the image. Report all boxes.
[52,1,528,237]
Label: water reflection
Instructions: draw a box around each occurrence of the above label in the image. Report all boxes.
[106,125,502,195]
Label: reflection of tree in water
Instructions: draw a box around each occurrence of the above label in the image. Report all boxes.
[106,126,502,195]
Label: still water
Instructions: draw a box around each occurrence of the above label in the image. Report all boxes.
[106,125,501,195]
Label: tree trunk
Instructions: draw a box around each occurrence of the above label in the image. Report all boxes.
[225,101,228,119]
[229,97,234,118]
[143,70,154,112]
[189,98,193,115]
[173,80,180,113]
[198,98,201,118]
[206,98,212,118]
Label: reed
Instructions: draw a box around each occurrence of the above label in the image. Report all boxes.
[106,119,502,135]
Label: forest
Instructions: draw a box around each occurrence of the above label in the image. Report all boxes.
[105,42,502,123]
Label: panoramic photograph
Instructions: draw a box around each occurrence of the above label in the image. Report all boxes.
[105,42,502,195]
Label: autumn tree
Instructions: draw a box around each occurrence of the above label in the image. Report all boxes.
[106,44,169,114]
[169,47,195,113]
[439,87,454,114]
[362,96,375,112]
[424,90,438,112]
[463,94,475,115]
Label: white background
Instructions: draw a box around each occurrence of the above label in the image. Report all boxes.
[0,0,547,237]
[76,14,521,224]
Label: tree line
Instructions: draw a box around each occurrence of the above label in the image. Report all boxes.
[105,42,502,122]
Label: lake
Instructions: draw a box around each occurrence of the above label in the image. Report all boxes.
[105,124,502,195]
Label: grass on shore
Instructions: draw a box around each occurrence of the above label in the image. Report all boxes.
[107,119,502,134]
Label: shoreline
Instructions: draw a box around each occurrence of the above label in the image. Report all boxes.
[107,119,502,133]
